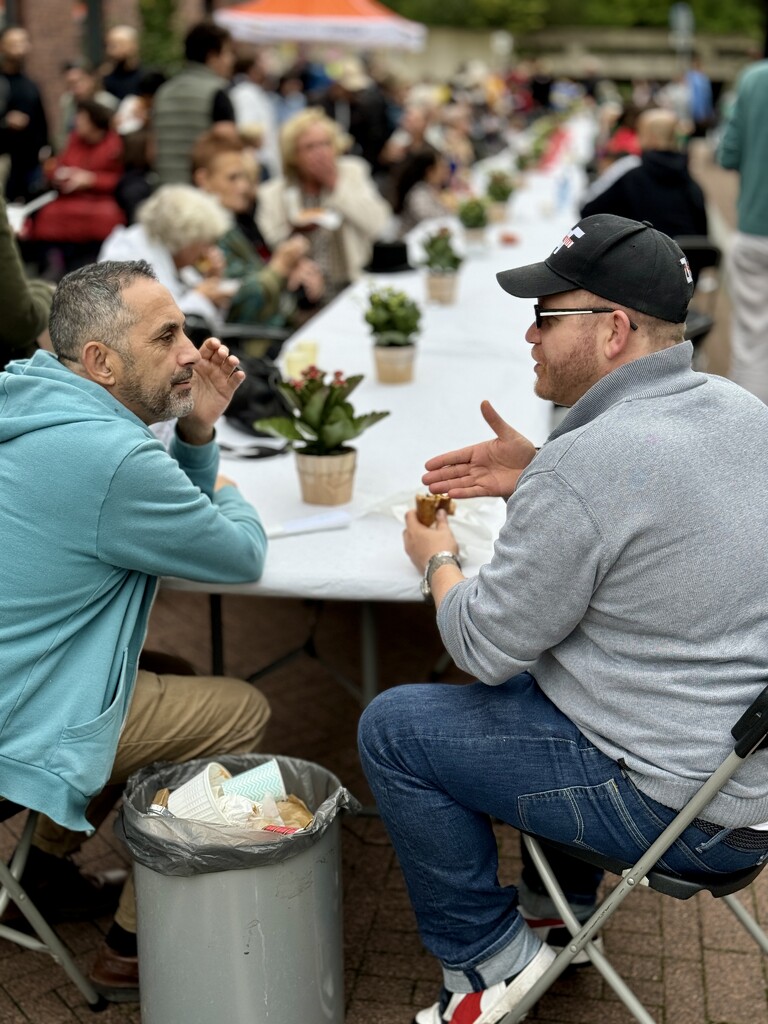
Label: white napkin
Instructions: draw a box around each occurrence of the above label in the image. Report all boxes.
[363,490,499,568]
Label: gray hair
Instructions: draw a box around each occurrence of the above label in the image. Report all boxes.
[136,184,232,254]
[49,260,157,361]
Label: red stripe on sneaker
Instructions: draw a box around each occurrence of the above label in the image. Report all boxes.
[451,992,484,1024]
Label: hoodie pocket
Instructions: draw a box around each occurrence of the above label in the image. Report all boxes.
[51,648,130,796]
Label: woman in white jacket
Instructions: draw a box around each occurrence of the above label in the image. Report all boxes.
[257,108,393,297]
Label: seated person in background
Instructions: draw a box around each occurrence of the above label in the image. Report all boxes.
[98,183,235,331]
[391,144,453,236]
[25,99,126,278]
[113,68,167,224]
[191,131,324,329]
[581,107,708,242]
[358,215,768,1024]
[257,107,392,298]
[55,59,119,153]
[0,260,271,1000]
[0,190,55,369]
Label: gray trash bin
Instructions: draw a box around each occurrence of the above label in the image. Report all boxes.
[120,753,360,1024]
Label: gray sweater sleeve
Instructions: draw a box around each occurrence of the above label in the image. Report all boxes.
[436,467,607,685]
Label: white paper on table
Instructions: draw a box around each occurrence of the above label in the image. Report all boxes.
[362,491,499,567]
[267,509,352,538]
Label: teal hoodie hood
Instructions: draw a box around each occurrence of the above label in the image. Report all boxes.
[0,352,267,830]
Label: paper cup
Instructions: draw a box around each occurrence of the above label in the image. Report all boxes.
[220,759,287,803]
[167,762,232,824]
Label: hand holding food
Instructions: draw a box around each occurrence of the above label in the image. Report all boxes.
[415,492,456,527]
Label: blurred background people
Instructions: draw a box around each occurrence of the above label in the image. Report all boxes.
[56,59,118,153]
[580,107,707,241]
[717,57,768,404]
[229,52,281,180]
[25,99,125,278]
[391,145,452,235]
[191,131,324,330]
[152,20,237,185]
[0,26,49,202]
[113,69,167,223]
[257,107,391,296]
[100,25,145,103]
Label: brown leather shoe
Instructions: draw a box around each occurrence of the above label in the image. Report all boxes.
[88,940,140,1003]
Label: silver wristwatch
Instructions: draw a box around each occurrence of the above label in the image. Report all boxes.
[420,551,462,602]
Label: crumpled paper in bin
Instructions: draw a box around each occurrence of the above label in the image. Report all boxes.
[117,753,361,877]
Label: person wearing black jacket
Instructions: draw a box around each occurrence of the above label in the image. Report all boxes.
[580,108,707,242]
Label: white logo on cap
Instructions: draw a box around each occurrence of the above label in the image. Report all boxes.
[680,255,693,285]
[552,225,585,255]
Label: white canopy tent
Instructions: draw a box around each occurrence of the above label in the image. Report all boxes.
[213,0,427,52]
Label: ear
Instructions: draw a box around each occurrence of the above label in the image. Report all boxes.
[80,341,118,386]
[603,311,633,362]
[192,166,206,189]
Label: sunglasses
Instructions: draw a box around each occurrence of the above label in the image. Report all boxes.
[534,304,639,331]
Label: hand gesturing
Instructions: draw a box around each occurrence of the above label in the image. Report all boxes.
[422,401,537,501]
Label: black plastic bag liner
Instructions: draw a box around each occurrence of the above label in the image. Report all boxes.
[117,753,361,877]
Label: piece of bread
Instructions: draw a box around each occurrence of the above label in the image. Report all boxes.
[415,492,456,527]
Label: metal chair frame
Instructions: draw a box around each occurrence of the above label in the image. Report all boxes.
[0,803,105,1011]
[502,683,768,1023]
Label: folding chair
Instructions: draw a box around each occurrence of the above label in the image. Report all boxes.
[502,683,768,1024]
[0,800,106,1011]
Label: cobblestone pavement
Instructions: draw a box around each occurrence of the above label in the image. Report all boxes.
[2,142,765,1023]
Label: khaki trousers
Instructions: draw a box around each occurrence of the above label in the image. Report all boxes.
[33,669,271,932]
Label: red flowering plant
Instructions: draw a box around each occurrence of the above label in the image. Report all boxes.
[253,366,389,456]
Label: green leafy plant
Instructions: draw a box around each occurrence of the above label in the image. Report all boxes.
[364,287,422,347]
[457,197,489,229]
[253,367,389,456]
[486,170,516,203]
[421,227,463,272]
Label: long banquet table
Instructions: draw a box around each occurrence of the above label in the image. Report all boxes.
[164,139,590,703]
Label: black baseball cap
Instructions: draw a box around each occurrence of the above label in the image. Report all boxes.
[496,214,694,323]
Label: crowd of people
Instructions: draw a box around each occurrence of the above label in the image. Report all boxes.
[2,14,768,1021]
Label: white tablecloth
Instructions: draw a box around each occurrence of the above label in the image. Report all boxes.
[167,136,589,604]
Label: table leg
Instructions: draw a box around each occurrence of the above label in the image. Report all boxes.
[360,601,379,707]
[209,594,224,675]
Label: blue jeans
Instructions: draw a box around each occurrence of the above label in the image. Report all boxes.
[358,673,768,990]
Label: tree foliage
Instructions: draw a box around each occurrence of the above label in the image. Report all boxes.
[139,0,184,72]
[388,0,764,36]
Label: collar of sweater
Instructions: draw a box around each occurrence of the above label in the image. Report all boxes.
[549,340,704,441]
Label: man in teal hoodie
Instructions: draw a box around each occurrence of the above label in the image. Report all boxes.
[0,259,271,1000]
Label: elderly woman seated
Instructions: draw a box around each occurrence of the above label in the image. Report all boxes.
[257,107,393,298]
[98,184,235,331]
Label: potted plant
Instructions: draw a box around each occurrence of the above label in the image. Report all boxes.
[421,227,463,305]
[253,366,389,505]
[364,287,422,384]
[485,170,516,223]
[457,197,489,247]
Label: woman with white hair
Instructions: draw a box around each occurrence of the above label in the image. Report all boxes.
[257,107,393,295]
[98,183,234,329]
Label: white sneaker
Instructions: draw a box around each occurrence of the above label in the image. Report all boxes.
[413,943,557,1024]
[518,905,604,966]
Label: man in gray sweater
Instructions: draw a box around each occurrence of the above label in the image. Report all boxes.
[358,214,768,1024]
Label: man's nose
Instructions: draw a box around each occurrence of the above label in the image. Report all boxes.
[524,322,539,345]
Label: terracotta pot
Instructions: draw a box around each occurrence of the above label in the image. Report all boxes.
[373,343,416,384]
[426,271,459,305]
[488,201,508,223]
[295,447,357,505]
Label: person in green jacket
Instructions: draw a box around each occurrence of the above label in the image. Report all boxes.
[0,190,54,369]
